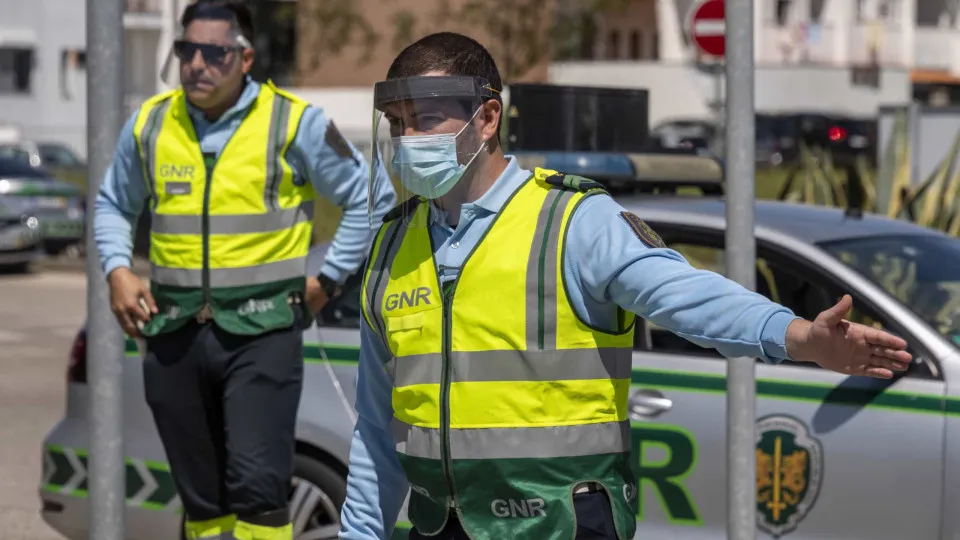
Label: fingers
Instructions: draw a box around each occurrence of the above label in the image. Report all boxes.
[863,366,894,379]
[820,294,853,325]
[865,329,908,351]
[868,354,910,373]
[140,287,159,314]
[111,306,142,338]
[869,345,912,364]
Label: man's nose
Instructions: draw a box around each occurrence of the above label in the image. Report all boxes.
[189,50,207,70]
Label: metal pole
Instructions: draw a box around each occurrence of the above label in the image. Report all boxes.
[86,0,126,537]
[724,0,757,538]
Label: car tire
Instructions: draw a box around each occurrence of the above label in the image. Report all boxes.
[176,453,347,540]
[289,453,347,539]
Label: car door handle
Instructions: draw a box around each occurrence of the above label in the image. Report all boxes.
[628,389,673,420]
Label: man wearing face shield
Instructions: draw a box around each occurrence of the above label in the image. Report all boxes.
[343,32,912,540]
[92,1,396,539]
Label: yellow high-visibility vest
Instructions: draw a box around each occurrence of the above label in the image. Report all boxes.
[362,168,639,539]
[131,81,314,336]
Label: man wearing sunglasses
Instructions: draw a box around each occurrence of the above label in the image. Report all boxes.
[92,1,396,539]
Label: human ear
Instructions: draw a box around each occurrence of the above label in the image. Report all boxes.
[241,47,254,75]
[479,99,502,142]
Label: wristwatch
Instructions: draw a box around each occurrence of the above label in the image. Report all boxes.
[317,272,342,301]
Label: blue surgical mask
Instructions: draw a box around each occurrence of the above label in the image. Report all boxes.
[390,111,485,199]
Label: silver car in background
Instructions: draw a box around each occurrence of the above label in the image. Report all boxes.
[37,182,960,539]
[0,156,85,255]
[0,196,42,271]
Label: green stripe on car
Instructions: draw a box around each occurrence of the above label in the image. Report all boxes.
[125,338,957,415]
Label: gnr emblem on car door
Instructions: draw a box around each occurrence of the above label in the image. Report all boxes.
[755,414,824,538]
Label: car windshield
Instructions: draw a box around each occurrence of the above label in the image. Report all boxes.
[819,234,960,345]
[0,157,51,178]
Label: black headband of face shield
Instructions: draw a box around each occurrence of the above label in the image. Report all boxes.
[373,75,499,112]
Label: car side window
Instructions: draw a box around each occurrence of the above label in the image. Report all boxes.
[641,239,936,378]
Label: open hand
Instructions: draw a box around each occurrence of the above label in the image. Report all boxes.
[107,267,157,338]
[786,295,913,379]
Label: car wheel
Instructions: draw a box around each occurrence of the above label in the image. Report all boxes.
[176,454,346,540]
[289,454,346,539]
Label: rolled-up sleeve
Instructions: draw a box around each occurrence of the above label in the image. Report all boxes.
[93,109,150,277]
[287,106,397,284]
[564,194,799,363]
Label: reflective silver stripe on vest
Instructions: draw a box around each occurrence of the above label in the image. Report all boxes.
[140,98,172,209]
[264,95,292,212]
[525,188,575,349]
[151,201,315,235]
[393,419,630,460]
[388,348,631,388]
[151,256,306,288]
[365,216,410,337]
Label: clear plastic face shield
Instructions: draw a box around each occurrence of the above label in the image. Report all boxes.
[367,75,499,227]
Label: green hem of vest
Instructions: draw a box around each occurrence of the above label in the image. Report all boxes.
[142,277,309,336]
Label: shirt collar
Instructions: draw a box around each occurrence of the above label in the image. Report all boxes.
[428,156,533,226]
[185,75,260,125]
[471,155,531,213]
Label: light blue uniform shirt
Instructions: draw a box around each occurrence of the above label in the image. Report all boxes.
[339,156,800,539]
[93,77,397,283]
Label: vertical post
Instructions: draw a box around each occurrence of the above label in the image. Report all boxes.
[724,0,757,539]
[713,63,724,156]
[86,0,126,538]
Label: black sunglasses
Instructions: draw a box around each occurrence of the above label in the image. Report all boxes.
[173,40,243,66]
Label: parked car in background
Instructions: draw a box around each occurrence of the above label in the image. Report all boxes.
[38,154,960,539]
[0,157,84,255]
[0,196,42,272]
[0,140,89,195]
[768,112,878,167]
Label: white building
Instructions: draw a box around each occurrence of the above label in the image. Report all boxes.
[3,0,960,157]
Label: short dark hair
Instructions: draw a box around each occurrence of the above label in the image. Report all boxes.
[387,32,503,103]
[180,0,255,44]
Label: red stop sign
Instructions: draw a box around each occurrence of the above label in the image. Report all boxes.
[690,0,726,58]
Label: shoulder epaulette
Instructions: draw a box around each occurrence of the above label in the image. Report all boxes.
[544,173,606,193]
[383,196,422,223]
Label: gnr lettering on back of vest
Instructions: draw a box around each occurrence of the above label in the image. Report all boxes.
[158,164,195,179]
[490,498,547,518]
[384,287,432,311]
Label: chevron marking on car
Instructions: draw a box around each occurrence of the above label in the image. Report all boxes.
[43,445,180,512]
[61,447,86,494]
[129,459,159,507]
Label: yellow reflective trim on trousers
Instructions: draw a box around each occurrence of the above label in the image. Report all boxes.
[184,514,236,539]
[234,520,292,540]
[392,378,630,429]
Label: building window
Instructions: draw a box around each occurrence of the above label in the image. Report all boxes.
[775,0,791,26]
[608,30,620,59]
[629,30,641,59]
[0,47,34,94]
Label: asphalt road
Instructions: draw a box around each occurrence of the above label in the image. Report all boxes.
[0,269,87,540]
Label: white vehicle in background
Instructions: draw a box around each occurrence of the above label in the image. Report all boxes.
[37,152,960,539]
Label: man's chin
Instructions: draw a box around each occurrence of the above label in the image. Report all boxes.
[184,88,216,107]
